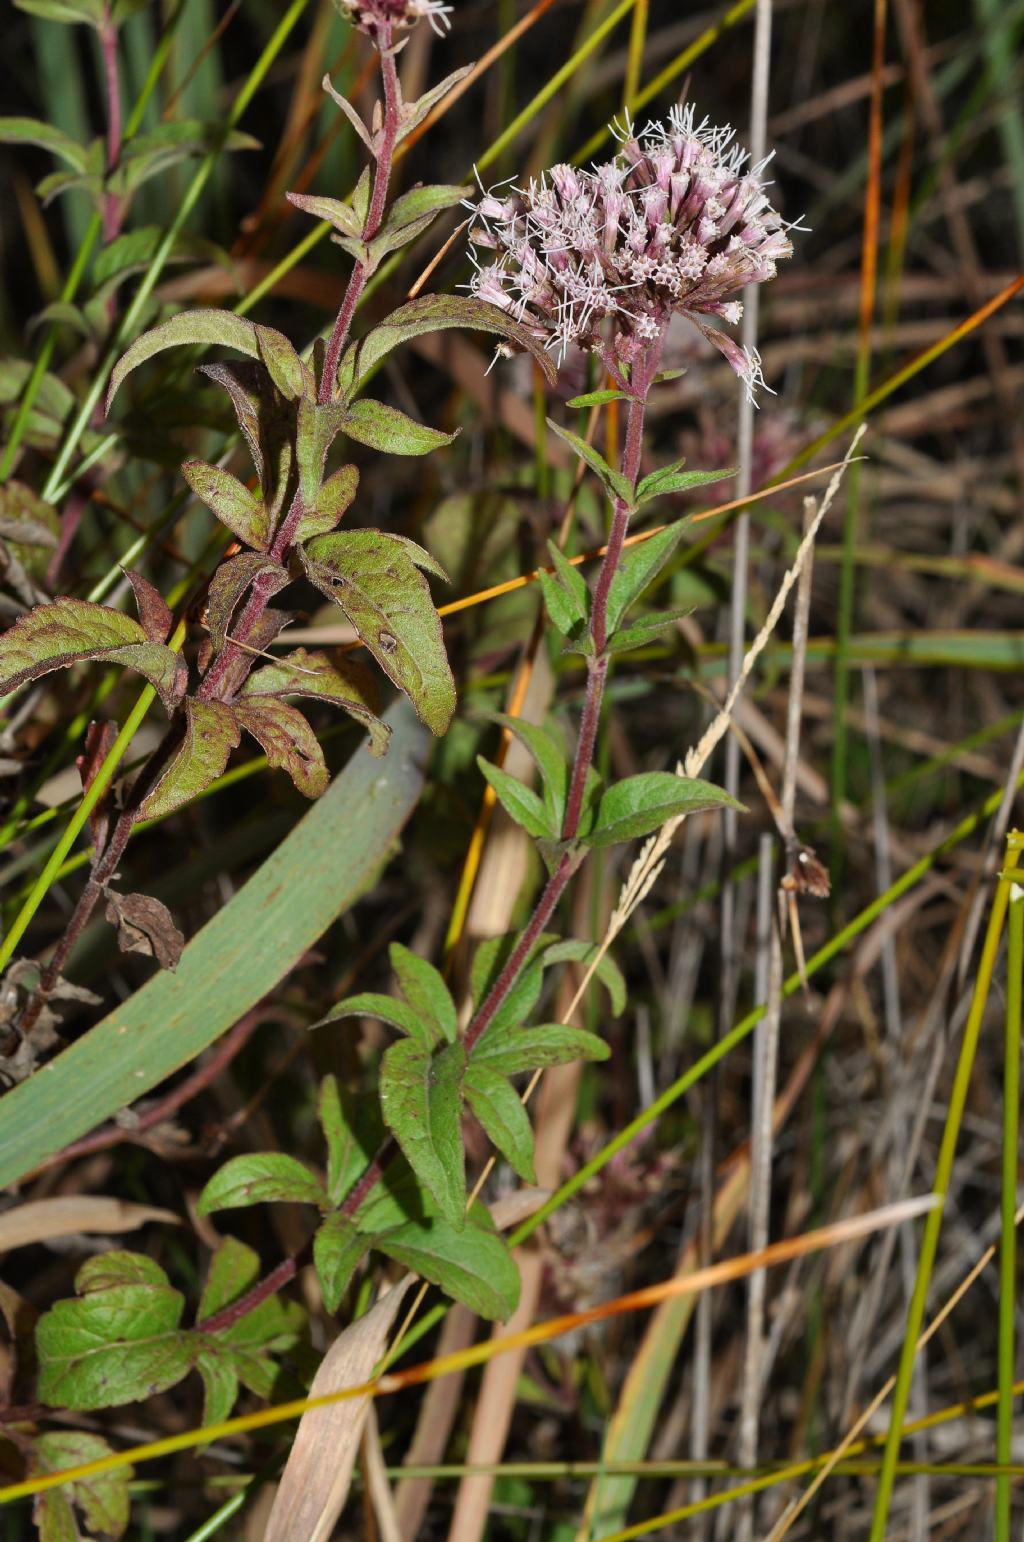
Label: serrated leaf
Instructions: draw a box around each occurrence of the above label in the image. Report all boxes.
[234,696,328,799]
[318,1074,387,1206]
[77,1251,168,1290]
[586,771,742,848]
[107,309,263,411]
[240,647,389,757]
[36,1256,191,1409]
[473,1021,610,1075]
[286,189,363,238]
[301,530,455,736]
[342,398,457,456]
[605,520,693,634]
[313,1212,369,1314]
[540,940,626,1014]
[565,388,637,408]
[379,1038,466,1228]
[32,1431,131,1541]
[477,755,555,839]
[0,115,89,171]
[634,463,734,505]
[464,1063,535,1182]
[604,605,694,654]
[0,596,185,711]
[198,1236,261,1321]
[297,462,358,540]
[182,459,270,550]
[389,941,457,1045]
[197,1153,326,1214]
[314,991,434,1047]
[486,712,569,828]
[140,699,241,820]
[335,294,556,403]
[375,1202,519,1320]
[546,419,633,506]
[205,551,288,654]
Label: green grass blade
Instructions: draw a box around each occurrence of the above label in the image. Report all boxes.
[996,876,1022,1539]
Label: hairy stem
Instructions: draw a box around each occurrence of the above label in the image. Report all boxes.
[198,1250,304,1336]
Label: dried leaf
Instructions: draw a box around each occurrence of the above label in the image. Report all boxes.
[104,890,185,971]
[0,1195,178,1252]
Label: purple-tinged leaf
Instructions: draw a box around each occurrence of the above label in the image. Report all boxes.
[140,699,240,821]
[295,398,348,506]
[395,65,474,147]
[301,531,455,736]
[379,1038,467,1228]
[182,460,270,550]
[205,552,288,654]
[233,696,329,799]
[464,1063,536,1182]
[106,310,264,412]
[0,596,185,710]
[77,718,117,851]
[342,398,457,457]
[335,294,557,402]
[0,479,59,548]
[104,889,185,972]
[240,646,388,757]
[313,1212,369,1314]
[197,1153,326,1214]
[199,362,262,478]
[286,189,363,239]
[124,568,172,643]
[296,463,358,541]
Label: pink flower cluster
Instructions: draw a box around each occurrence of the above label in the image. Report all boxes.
[333,0,451,39]
[468,105,797,400]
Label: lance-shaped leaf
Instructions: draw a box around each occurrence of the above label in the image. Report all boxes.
[634,462,735,506]
[604,519,693,635]
[106,309,264,411]
[538,539,590,644]
[286,189,363,238]
[194,1236,303,1420]
[546,419,633,507]
[477,755,555,839]
[566,387,637,408]
[315,992,433,1047]
[367,183,470,265]
[256,325,308,401]
[240,647,389,757]
[335,294,556,403]
[373,1201,520,1321]
[313,1212,370,1314]
[604,605,694,655]
[389,942,457,1045]
[341,399,457,457]
[464,1063,536,1182]
[124,569,172,644]
[233,696,329,799]
[206,552,288,653]
[140,699,241,820]
[0,115,89,171]
[296,462,358,541]
[318,1074,386,1208]
[301,531,455,736]
[585,771,743,849]
[472,1022,610,1076]
[36,1252,192,1409]
[0,596,185,710]
[396,64,474,145]
[182,460,270,550]
[379,1038,467,1228]
[540,939,626,1015]
[295,398,349,508]
[485,711,570,829]
[321,73,375,153]
[197,1153,327,1214]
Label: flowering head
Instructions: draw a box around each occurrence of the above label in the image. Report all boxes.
[332,0,451,41]
[468,104,798,401]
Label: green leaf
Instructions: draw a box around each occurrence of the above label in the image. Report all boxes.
[314,991,434,1047]
[379,1038,467,1228]
[485,713,570,829]
[375,1202,519,1321]
[0,596,185,711]
[605,520,693,635]
[205,552,288,653]
[140,699,241,820]
[538,540,591,644]
[546,419,633,507]
[197,1153,326,1214]
[477,755,555,839]
[0,115,89,171]
[301,530,455,737]
[395,64,474,146]
[92,226,228,294]
[341,398,457,457]
[195,1237,303,1416]
[321,75,375,153]
[198,1236,261,1321]
[464,1064,536,1182]
[389,942,457,1045]
[470,937,546,1038]
[234,697,329,799]
[297,462,359,540]
[565,388,637,408]
[473,1022,610,1075]
[367,183,470,264]
[604,605,694,655]
[335,294,556,403]
[257,325,309,401]
[294,399,348,509]
[111,121,260,200]
[195,1351,238,1428]
[586,771,742,848]
[106,309,264,411]
[36,1253,192,1409]
[31,1432,131,1541]
[634,464,734,506]
[313,1212,370,1314]
[286,190,362,238]
[318,1074,387,1206]
[182,460,271,550]
[240,647,389,757]
[540,941,627,1015]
